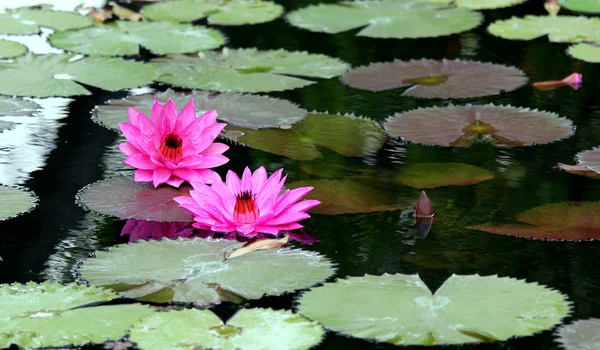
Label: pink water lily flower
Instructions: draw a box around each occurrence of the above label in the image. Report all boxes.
[173,166,321,237]
[119,98,229,188]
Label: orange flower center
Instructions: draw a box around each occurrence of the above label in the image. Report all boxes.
[234,191,260,224]
[159,133,183,163]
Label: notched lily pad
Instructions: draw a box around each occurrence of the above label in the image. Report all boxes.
[0,185,38,220]
[76,176,194,223]
[394,163,494,188]
[557,148,600,179]
[297,274,571,346]
[342,59,527,99]
[78,238,336,304]
[488,15,600,43]
[556,163,600,179]
[0,8,93,34]
[428,0,528,9]
[0,39,27,58]
[568,43,600,63]
[556,318,600,350]
[384,104,574,147]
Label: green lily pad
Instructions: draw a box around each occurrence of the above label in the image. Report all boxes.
[152,48,350,93]
[0,185,38,220]
[394,163,494,188]
[488,15,600,43]
[0,8,93,34]
[143,0,284,25]
[49,21,225,56]
[78,238,336,304]
[224,113,386,160]
[0,39,27,58]
[468,202,600,241]
[559,0,600,13]
[341,59,527,99]
[286,0,482,39]
[567,43,600,63]
[556,319,600,350]
[297,274,571,346]
[384,104,574,147]
[94,88,306,131]
[426,0,528,9]
[130,308,324,350]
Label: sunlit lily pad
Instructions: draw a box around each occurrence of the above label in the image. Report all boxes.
[94,88,306,131]
[426,0,528,9]
[130,308,324,350]
[567,43,600,63]
[394,163,494,188]
[143,0,284,25]
[224,113,386,160]
[286,0,482,39]
[0,39,27,58]
[77,176,194,223]
[468,202,600,241]
[556,319,600,350]
[0,185,38,220]
[49,21,225,56]
[0,54,156,97]
[78,238,336,304]
[152,48,350,93]
[559,0,600,13]
[488,15,600,43]
[297,274,571,346]
[0,8,93,34]
[384,104,574,147]
[341,59,527,99]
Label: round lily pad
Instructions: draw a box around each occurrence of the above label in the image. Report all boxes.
[556,319,600,350]
[152,48,350,93]
[77,176,194,223]
[384,104,574,147]
[78,238,336,304]
[93,88,307,131]
[488,15,600,43]
[341,59,527,99]
[0,185,38,220]
[577,147,600,174]
[0,8,93,34]
[394,163,494,188]
[143,0,284,25]
[467,202,600,241]
[49,21,226,56]
[130,308,324,350]
[559,0,600,13]
[0,39,27,58]
[435,0,528,9]
[286,0,482,39]
[568,43,600,63]
[0,54,156,97]
[297,274,571,346]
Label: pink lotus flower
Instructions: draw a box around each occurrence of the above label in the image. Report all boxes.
[119,98,229,187]
[121,219,194,242]
[173,166,320,237]
[532,72,582,91]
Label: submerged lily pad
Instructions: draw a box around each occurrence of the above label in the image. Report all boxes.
[488,15,600,43]
[556,318,600,350]
[0,39,27,58]
[94,89,306,131]
[143,0,284,25]
[225,113,386,160]
[384,104,574,147]
[428,0,528,9]
[77,176,194,223]
[559,0,600,13]
[0,185,38,220]
[152,48,350,93]
[286,0,482,39]
[49,21,225,56]
[568,43,600,63]
[297,274,571,346]
[341,59,527,99]
[78,238,336,304]
[130,308,324,350]
[0,54,156,97]
[394,163,494,188]
[0,8,93,34]
[468,202,600,241]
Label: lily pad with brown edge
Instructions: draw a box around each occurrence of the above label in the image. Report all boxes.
[77,238,336,304]
[223,113,386,160]
[394,163,494,188]
[467,202,600,241]
[341,59,527,99]
[555,318,600,350]
[0,185,39,221]
[93,88,307,131]
[76,175,193,223]
[384,104,574,147]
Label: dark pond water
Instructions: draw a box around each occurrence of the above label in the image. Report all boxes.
[2,0,600,349]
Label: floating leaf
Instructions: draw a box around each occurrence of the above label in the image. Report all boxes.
[0,185,38,220]
[577,147,600,174]
[558,0,600,13]
[225,113,386,160]
[556,319,600,350]
[468,202,600,240]
[143,0,284,25]
[567,43,600,63]
[0,54,156,97]
[130,308,324,350]
[77,176,194,223]
[0,39,27,58]
[384,104,574,147]
[297,274,571,346]
[556,163,600,179]
[225,234,289,260]
[341,59,527,99]
[78,238,336,304]
[286,0,482,39]
[152,48,350,93]
[0,8,93,34]
[94,88,307,131]
[49,21,225,56]
[394,163,494,188]
[488,15,600,43]
[426,0,528,9]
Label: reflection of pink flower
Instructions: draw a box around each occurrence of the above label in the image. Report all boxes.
[174,166,320,237]
[121,220,194,242]
[119,98,229,188]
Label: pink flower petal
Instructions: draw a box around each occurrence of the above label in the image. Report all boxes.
[203,142,229,155]
[134,169,153,182]
[173,168,205,183]
[174,99,197,132]
[125,153,156,170]
[267,212,311,226]
[119,142,138,156]
[163,98,179,131]
[226,170,241,195]
[166,175,185,187]
[272,186,314,215]
[251,166,268,194]
[152,167,171,187]
[151,98,166,129]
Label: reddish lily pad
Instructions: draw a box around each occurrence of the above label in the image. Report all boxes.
[76,176,193,222]
[341,59,527,99]
[556,148,600,179]
[394,163,494,188]
[556,163,600,179]
[467,202,600,241]
[384,104,574,147]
